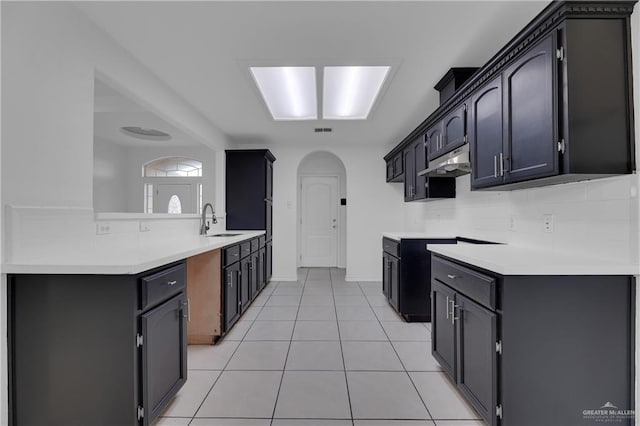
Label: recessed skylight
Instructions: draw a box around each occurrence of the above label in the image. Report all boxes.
[250,66,317,120]
[323,66,390,120]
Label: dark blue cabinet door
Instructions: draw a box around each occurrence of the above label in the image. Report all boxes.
[389,255,400,311]
[224,263,240,330]
[431,279,456,380]
[443,103,466,152]
[141,292,187,425]
[470,77,504,189]
[240,258,251,312]
[413,137,427,200]
[504,34,557,183]
[456,294,497,426]
[427,122,443,161]
[403,149,414,201]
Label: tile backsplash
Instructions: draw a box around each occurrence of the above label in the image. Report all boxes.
[406,174,639,263]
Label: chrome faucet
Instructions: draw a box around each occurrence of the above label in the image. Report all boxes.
[200,203,218,235]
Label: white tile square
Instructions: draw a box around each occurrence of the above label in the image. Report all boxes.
[223,321,253,341]
[373,306,404,322]
[251,293,271,307]
[239,305,262,321]
[301,295,335,306]
[336,305,376,321]
[332,286,363,295]
[265,295,301,306]
[160,370,220,417]
[188,340,240,370]
[303,286,334,295]
[274,421,352,426]
[392,341,442,371]
[304,280,332,287]
[381,322,431,341]
[277,281,305,288]
[342,341,404,371]
[362,286,384,296]
[334,295,369,306]
[366,295,390,307]
[347,372,429,419]
[256,306,299,321]
[339,321,388,341]
[153,418,192,426]
[297,305,337,321]
[285,341,344,370]
[354,422,435,426]
[244,320,295,341]
[190,419,271,426]
[226,341,290,370]
[274,371,351,419]
[292,320,340,340]
[409,372,481,420]
[307,269,332,280]
[196,371,282,418]
[272,286,304,296]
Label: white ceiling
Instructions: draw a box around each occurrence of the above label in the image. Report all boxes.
[79,1,548,149]
[94,79,203,148]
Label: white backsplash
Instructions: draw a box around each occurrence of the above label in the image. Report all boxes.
[4,206,227,265]
[406,174,639,263]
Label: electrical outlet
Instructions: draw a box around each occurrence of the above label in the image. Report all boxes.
[509,215,517,231]
[96,222,111,235]
[139,221,150,232]
[543,214,554,233]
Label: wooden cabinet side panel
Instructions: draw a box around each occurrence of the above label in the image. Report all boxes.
[187,250,222,344]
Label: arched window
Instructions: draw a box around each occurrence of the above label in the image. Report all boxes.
[167,195,182,214]
[143,157,202,177]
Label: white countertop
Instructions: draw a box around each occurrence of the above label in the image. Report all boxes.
[383,232,457,241]
[428,243,639,276]
[4,231,265,275]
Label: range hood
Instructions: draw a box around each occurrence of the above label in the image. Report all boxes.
[418,144,471,178]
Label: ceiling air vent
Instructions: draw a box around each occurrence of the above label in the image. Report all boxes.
[314,128,333,133]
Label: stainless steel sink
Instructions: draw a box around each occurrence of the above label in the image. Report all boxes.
[207,233,243,237]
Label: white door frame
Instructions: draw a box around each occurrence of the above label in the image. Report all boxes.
[298,174,341,267]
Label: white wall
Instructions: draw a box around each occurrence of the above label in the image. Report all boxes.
[298,151,347,268]
[237,144,404,282]
[1,2,228,210]
[93,138,129,212]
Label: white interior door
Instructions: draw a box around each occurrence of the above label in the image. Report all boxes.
[155,183,194,214]
[300,176,338,267]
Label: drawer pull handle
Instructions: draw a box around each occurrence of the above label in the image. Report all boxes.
[447,274,457,280]
[168,280,177,286]
[445,296,450,319]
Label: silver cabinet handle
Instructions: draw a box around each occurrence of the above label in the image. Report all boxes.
[168,280,177,286]
[445,296,450,319]
[499,152,504,176]
[494,155,498,178]
[447,274,457,280]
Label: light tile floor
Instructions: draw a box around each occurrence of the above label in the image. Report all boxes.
[155,268,485,426]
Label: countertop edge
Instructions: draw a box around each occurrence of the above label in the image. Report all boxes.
[3,231,266,275]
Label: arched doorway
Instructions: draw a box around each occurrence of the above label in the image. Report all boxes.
[297,151,347,267]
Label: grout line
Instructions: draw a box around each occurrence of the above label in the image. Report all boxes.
[330,269,354,425]
[359,280,436,421]
[269,268,308,425]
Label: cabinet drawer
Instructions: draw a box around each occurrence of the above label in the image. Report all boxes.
[240,241,251,258]
[383,237,400,257]
[140,263,186,311]
[432,256,496,310]
[259,235,266,248]
[251,238,259,253]
[224,245,241,266]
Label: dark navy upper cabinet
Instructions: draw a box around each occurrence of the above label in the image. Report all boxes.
[502,34,557,184]
[443,103,467,153]
[386,1,636,192]
[469,76,503,189]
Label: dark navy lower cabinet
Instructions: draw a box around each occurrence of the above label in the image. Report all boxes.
[382,237,457,321]
[431,254,635,426]
[8,261,188,426]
